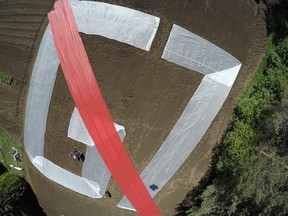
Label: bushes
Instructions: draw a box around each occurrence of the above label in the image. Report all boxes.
[0,172,26,215]
[0,128,45,216]
[277,37,288,67]
[0,72,13,85]
[0,162,7,176]
[0,171,46,216]
[265,0,288,43]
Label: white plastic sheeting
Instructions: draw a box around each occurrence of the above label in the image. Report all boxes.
[24,26,59,161]
[24,0,159,199]
[162,25,240,75]
[68,107,126,196]
[118,25,241,211]
[32,156,101,197]
[82,146,111,196]
[68,107,126,146]
[71,0,160,51]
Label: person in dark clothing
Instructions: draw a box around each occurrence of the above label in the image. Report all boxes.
[69,147,84,161]
[10,147,21,163]
[104,190,112,199]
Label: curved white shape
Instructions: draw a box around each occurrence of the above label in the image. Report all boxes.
[24,0,159,199]
[33,156,101,197]
[118,25,242,211]
[71,0,160,51]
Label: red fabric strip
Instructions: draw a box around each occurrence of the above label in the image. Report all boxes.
[48,0,161,215]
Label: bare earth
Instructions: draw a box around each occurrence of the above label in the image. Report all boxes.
[0,0,267,216]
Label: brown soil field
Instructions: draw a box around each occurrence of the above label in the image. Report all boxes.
[0,0,267,216]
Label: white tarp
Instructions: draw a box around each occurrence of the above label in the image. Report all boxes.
[24,0,158,199]
[33,156,101,197]
[71,0,160,51]
[118,25,242,211]
[162,25,240,75]
[24,26,59,161]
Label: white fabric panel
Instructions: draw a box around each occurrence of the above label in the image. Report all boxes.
[114,123,126,141]
[82,146,110,196]
[24,26,59,160]
[118,25,242,210]
[33,156,101,198]
[71,0,160,51]
[162,25,241,75]
[208,65,241,87]
[68,107,126,146]
[68,107,95,146]
[24,0,157,199]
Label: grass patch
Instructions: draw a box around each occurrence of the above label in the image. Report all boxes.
[0,130,44,215]
[0,128,25,177]
[0,72,13,85]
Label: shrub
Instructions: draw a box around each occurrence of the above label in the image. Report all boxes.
[0,172,26,215]
[0,72,13,85]
[0,162,7,175]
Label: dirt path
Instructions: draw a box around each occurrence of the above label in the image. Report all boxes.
[0,0,267,215]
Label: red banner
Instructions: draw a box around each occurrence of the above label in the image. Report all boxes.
[48,0,161,215]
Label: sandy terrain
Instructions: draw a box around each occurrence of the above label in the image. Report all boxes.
[0,0,267,215]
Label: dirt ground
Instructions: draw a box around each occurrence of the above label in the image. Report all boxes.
[0,0,267,215]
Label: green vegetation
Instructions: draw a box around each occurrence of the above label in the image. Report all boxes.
[0,172,27,215]
[0,72,13,85]
[176,1,288,215]
[0,170,45,216]
[0,128,25,177]
[0,129,45,215]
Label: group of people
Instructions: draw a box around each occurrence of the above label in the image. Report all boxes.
[8,146,112,196]
[9,146,83,163]
[69,147,84,161]
[9,146,82,163]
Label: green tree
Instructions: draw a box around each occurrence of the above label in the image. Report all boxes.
[188,185,226,216]
[0,172,46,216]
[0,172,26,215]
